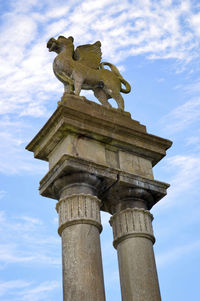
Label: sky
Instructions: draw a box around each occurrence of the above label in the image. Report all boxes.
[0,0,200,300]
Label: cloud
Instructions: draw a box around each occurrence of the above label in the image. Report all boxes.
[16,281,60,301]
[0,190,6,200]
[189,12,200,36]
[0,211,60,268]
[154,154,200,210]
[186,135,200,147]
[101,212,111,228]
[168,155,200,191]
[162,98,200,132]
[0,280,31,297]
[0,0,199,176]
[0,244,35,266]
[20,216,42,225]
[156,240,200,267]
[184,80,200,94]
[0,280,60,301]
[1,0,200,115]
[0,116,48,175]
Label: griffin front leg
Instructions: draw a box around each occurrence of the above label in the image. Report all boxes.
[64,83,74,94]
[72,71,84,96]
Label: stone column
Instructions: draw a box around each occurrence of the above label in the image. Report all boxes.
[26,96,172,300]
[53,172,106,301]
[109,188,161,301]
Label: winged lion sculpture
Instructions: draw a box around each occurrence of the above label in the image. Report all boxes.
[47,36,131,110]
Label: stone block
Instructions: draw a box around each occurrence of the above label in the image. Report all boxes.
[119,151,154,179]
[48,134,106,169]
[105,148,119,169]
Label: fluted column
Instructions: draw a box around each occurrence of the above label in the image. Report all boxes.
[53,173,106,301]
[108,188,161,301]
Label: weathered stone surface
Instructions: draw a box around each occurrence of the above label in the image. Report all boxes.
[26,95,172,169]
[47,35,131,110]
[110,208,155,248]
[38,154,169,211]
[103,186,155,214]
[119,150,153,179]
[26,96,172,301]
[48,131,154,179]
[56,194,102,235]
[110,208,161,301]
[49,135,107,170]
[26,96,171,209]
[105,148,119,169]
[117,235,161,301]
[53,172,106,301]
[62,223,105,301]
[58,194,105,301]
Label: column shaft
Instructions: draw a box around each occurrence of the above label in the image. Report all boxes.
[56,193,105,301]
[110,208,161,301]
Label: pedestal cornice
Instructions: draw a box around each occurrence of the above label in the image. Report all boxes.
[39,154,169,211]
[26,95,172,167]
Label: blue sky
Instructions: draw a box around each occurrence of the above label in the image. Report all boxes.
[0,0,200,300]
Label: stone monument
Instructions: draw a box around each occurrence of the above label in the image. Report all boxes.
[26,36,172,301]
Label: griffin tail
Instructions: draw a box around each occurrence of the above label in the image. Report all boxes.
[99,62,131,94]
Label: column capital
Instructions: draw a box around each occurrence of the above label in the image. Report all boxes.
[52,172,102,199]
[110,208,155,248]
[56,193,102,235]
[103,186,154,214]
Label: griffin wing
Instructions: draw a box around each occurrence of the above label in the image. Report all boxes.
[73,41,102,69]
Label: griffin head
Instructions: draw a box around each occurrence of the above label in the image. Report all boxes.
[47,36,74,54]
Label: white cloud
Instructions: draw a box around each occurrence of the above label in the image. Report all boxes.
[0,211,60,268]
[0,0,200,117]
[0,1,199,116]
[0,280,31,297]
[0,280,60,301]
[0,0,200,176]
[0,3,199,299]
[162,98,200,132]
[17,281,60,301]
[20,216,42,225]
[189,12,200,36]
[0,191,6,200]
[53,217,58,224]
[184,80,200,94]
[156,240,200,267]
[101,211,111,228]
[155,154,200,209]
[0,116,48,175]
[0,244,35,265]
[186,135,200,147]
[45,6,70,19]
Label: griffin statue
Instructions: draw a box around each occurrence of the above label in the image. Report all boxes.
[47,36,131,110]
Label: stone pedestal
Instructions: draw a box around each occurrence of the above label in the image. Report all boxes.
[26,94,172,301]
